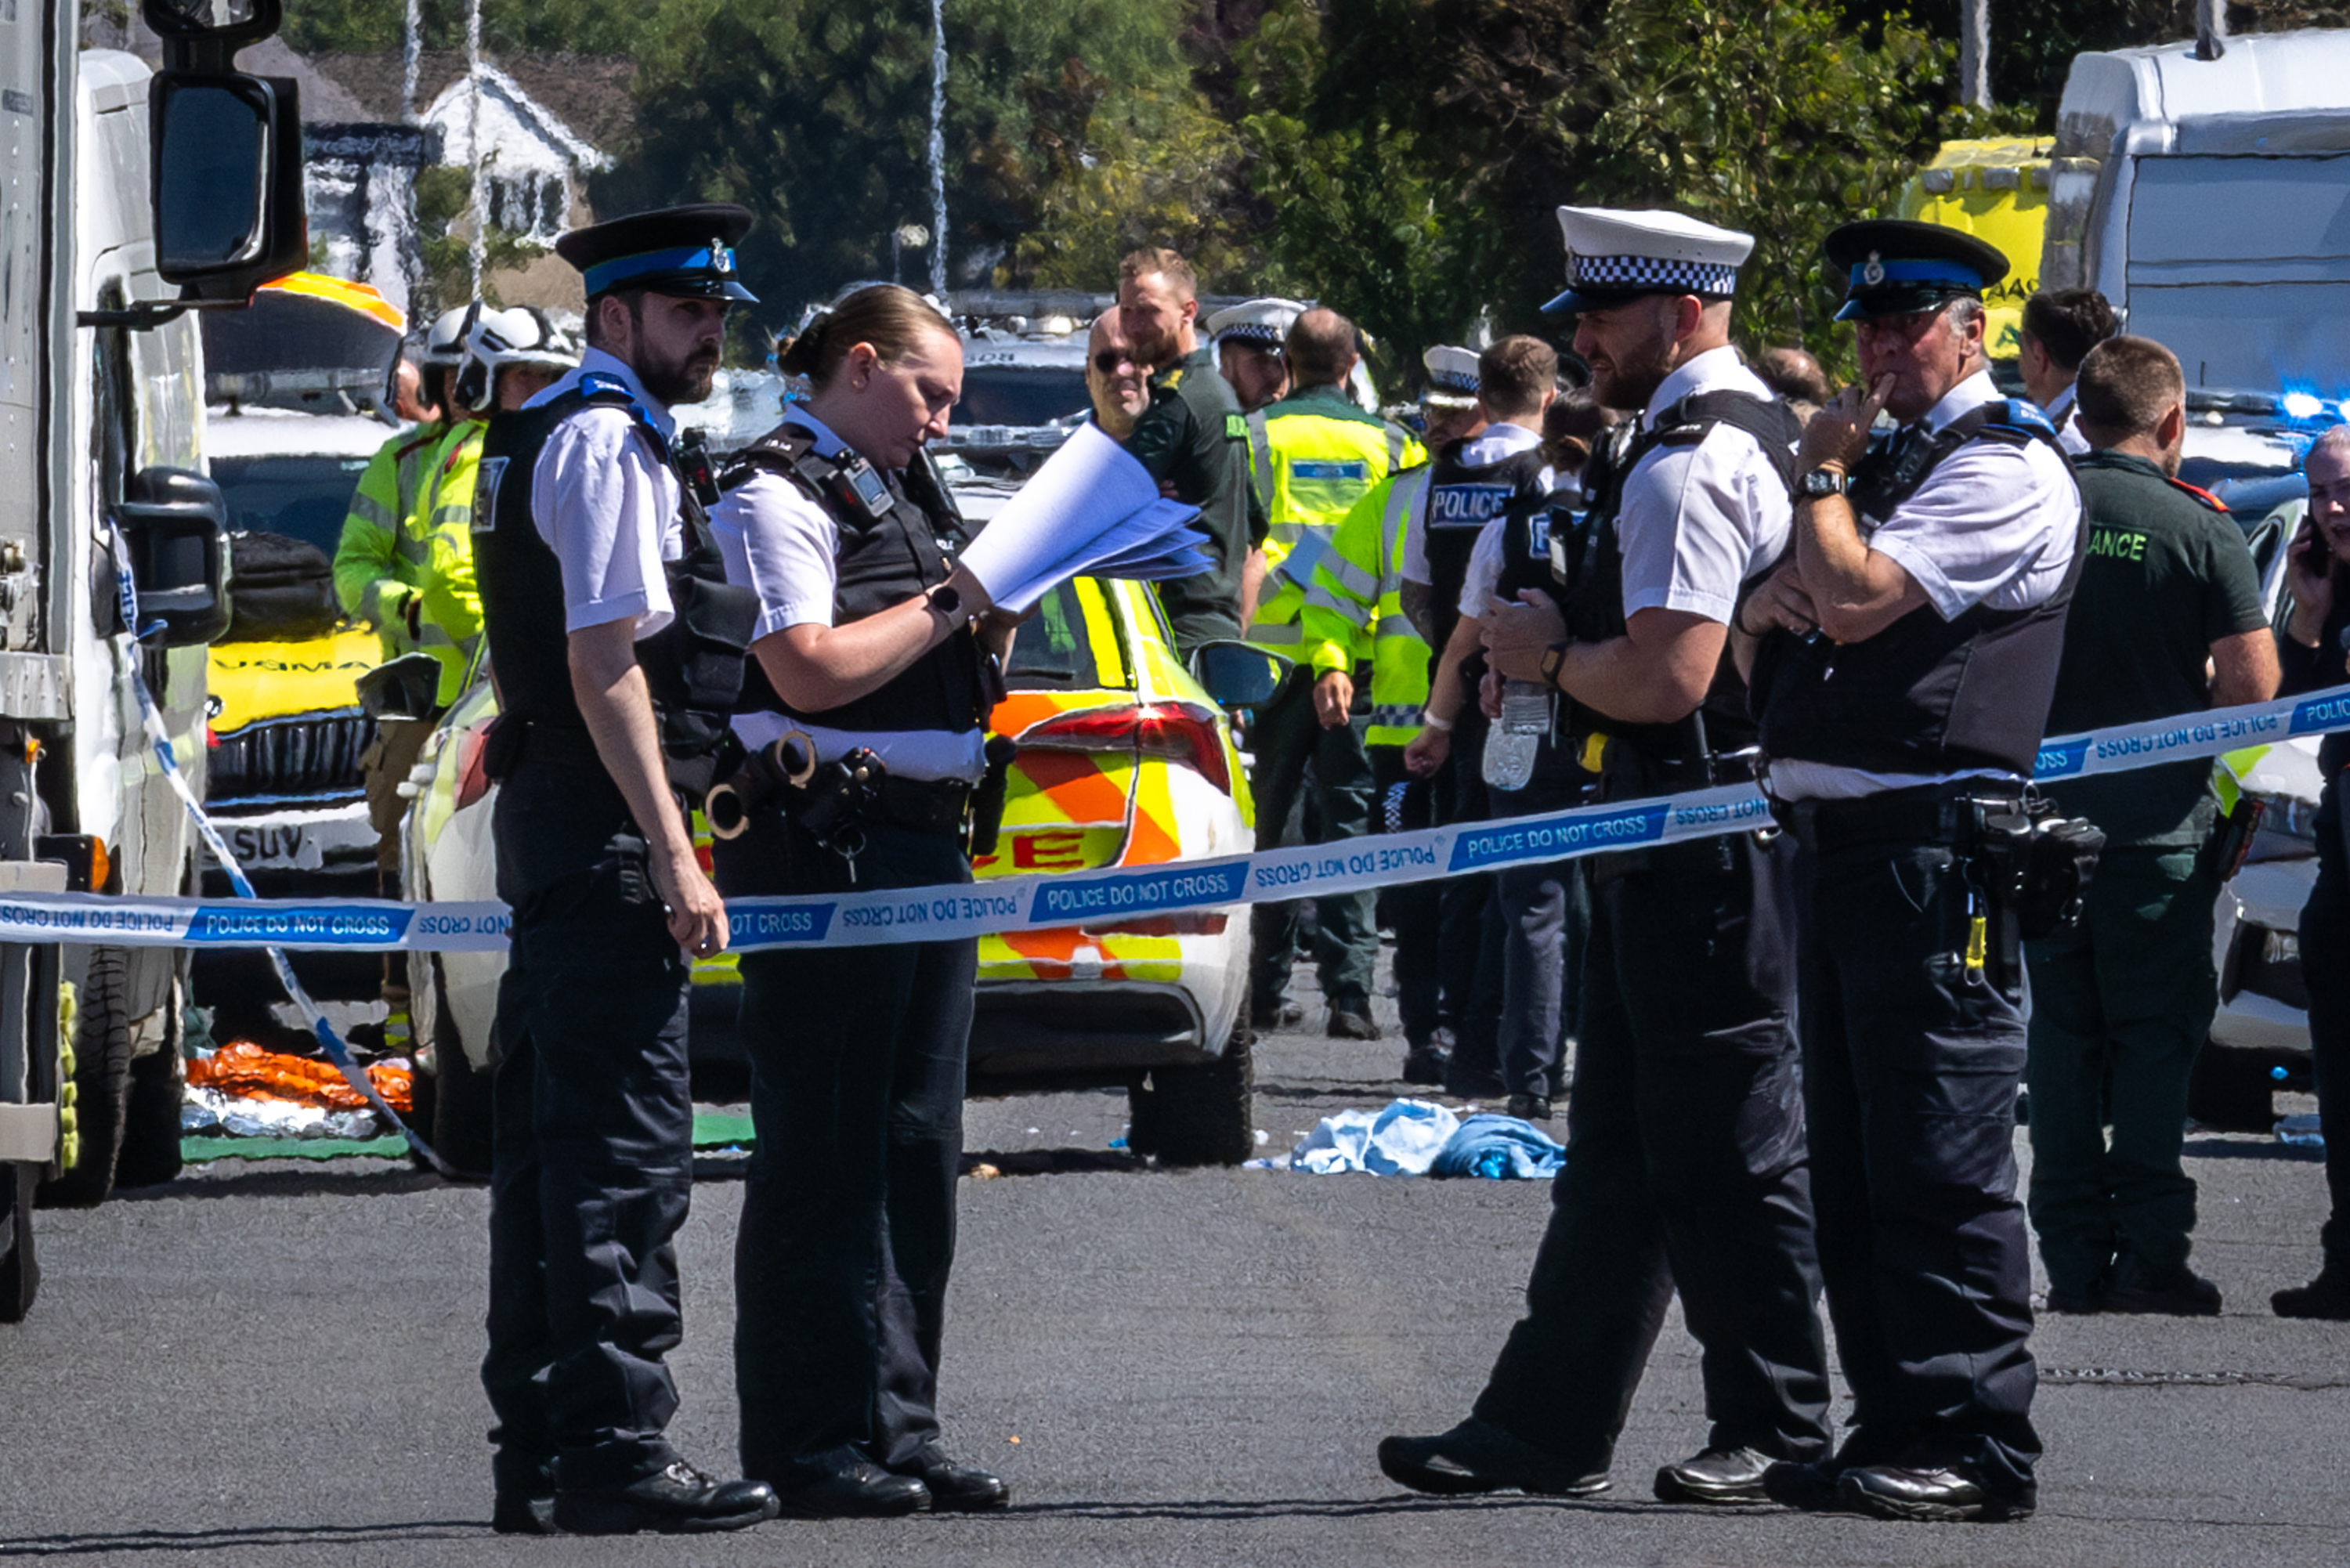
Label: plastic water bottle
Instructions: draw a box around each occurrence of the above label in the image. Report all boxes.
[1482,681,1549,790]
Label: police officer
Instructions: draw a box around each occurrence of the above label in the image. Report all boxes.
[470,204,776,1536]
[1741,219,2082,1522]
[1247,308,1425,1038]
[2028,335,2276,1317]
[1119,247,1255,654]
[1202,296,1305,620]
[1402,338,1567,1111]
[1380,208,1831,1505]
[707,283,1013,1519]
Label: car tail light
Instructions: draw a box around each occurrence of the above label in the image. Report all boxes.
[1020,703,1232,795]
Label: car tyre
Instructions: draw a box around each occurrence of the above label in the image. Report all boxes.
[0,1162,38,1321]
[421,954,495,1180]
[1137,991,1255,1169]
[37,948,134,1208]
[115,980,187,1191]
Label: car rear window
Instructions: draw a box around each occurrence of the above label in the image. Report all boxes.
[212,453,374,555]
[1006,580,1104,691]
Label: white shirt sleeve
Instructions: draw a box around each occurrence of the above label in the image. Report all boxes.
[531,406,682,638]
[1616,426,1791,624]
[1867,439,2078,619]
[709,470,841,639]
[1458,519,1506,620]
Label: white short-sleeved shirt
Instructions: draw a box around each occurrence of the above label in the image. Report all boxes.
[1445,423,1553,619]
[1766,369,2081,802]
[2046,383,2090,457]
[708,413,987,784]
[1615,346,1794,626]
[523,348,684,638]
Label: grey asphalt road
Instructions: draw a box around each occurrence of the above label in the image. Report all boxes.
[4,972,2348,1566]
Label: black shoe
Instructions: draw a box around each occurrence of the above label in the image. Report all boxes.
[892,1444,1010,1512]
[2273,1267,2350,1319]
[1402,1043,1451,1085]
[768,1449,932,1519]
[1377,1420,1609,1498]
[1506,1093,1552,1122]
[1760,1458,1853,1512]
[2103,1253,2221,1316]
[2041,1281,2106,1313]
[1252,999,1306,1030]
[490,1493,557,1535]
[1328,1008,1382,1040]
[551,1460,779,1535]
[1654,1446,1774,1505]
[1836,1465,2033,1523]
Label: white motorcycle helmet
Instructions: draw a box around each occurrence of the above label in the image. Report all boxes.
[422,305,472,367]
[454,305,581,412]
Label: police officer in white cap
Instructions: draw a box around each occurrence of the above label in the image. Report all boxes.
[1206,296,1306,617]
[1381,206,1831,1508]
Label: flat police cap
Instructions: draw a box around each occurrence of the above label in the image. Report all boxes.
[555,203,759,304]
[1824,219,2008,323]
[1204,296,1307,349]
[1423,345,1480,408]
[1544,206,1755,316]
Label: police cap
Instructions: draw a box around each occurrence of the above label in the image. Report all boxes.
[555,203,759,305]
[1544,206,1755,316]
[1824,219,2007,323]
[1423,345,1480,408]
[1204,296,1307,349]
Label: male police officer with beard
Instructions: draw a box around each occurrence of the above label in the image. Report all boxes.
[1741,220,2081,1523]
[470,204,776,1537]
[1380,208,1831,1507]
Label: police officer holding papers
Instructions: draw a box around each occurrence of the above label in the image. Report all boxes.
[470,204,776,1535]
[1741,219,2082,1523]
[1381,208,1832,1506]
[707,283,1013,1519]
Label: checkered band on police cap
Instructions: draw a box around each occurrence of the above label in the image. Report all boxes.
[1423,345,1480,394]
[1205,296,1308,347]
[1568,252,1740,297]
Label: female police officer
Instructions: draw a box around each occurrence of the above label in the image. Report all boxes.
[707,284,1012,1518]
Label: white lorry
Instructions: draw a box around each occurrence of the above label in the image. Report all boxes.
[2044,31,2350,1125]
[0,0,303,1316]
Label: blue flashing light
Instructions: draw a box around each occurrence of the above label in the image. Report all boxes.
[2281,391,2326,421]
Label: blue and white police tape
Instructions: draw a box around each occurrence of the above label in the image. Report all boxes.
[127,663,457,1176]
[6,679,2345,960]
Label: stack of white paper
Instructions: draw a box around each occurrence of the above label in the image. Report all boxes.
[956,421,1215,612]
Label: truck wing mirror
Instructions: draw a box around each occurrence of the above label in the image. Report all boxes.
[113,467,230,648]
[143,0,306,303]
[1188,639,1292,709]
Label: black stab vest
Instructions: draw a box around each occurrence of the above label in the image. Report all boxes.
[721,422,984,736]
[1752,399,2086,780]
[1421,436,1555,659]
[473,377,757,798]
[1543,392,1800,786]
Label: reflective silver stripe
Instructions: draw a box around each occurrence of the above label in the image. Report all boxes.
[1387,424,1407,475]
[1383,470,1426,562]
[415,622,461,649]
[345,493,396,529]
[1266,519,1307,544]
[1249,621,1306,646]
[1303,580,1353,616]
[1375,617,1426,641]
[1319,551,1378,599]
[1246,408,1274,515]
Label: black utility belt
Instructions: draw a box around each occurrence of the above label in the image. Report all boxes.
[1770,782,1996,855]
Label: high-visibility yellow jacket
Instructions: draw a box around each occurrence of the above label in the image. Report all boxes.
[331,417,483,706]
[1247,385,1423,671]
[1300,468,1434,747]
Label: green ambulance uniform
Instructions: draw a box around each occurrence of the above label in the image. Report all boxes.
[2025,449,2269,1299]
[1126,343,1255,656]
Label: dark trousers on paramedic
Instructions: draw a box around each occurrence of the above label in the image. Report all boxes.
[1470,832,1828,1467]
[716,815,974,1481]
[1789,808,2040,1502]
[483,761,695,1494]
[1249,666,1378,1013]
[1371,744,1441,1047]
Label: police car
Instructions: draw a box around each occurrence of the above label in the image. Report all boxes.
[400,558,1259,1172]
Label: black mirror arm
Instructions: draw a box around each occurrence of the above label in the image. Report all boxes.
[77,297,253,332]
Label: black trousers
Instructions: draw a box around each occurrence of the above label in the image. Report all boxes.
[1485,737,1589,1102]
[1789,815,2040,1502]
[1248,667,1379,1011]
[1471,834,1829,1471]
[1439,704,1503,1085]
[714,814,974,1482]
[1370,745,1441,1048]
[2300,775,2350,1275]
[483,762,694,1494]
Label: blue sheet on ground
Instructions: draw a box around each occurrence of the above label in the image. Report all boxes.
[1253,1098,1562,1178]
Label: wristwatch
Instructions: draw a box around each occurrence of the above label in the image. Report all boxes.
[1538,641,1570,687]
[927,582,962,617]
[1797,466,1849,499]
